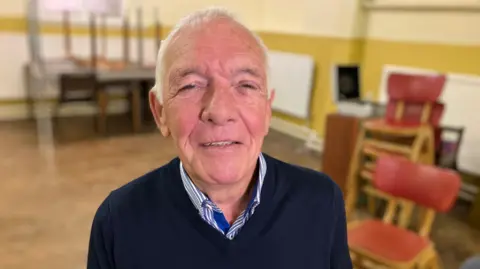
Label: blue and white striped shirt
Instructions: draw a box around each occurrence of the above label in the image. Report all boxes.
[179,153,267,240]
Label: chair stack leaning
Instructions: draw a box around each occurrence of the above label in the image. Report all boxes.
[345,73,447,227]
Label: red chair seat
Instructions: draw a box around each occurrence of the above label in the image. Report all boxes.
[348,220,430,262]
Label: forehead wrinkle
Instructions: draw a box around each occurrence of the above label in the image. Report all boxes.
[163,20,267,87]
[170,19,263,56]
[234,68,262,79]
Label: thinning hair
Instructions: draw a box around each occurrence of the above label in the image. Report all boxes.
[151,6,270,103]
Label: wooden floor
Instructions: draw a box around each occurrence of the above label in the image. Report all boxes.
[0,116,479,269]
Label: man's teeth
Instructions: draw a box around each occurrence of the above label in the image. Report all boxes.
[204,141,235,146]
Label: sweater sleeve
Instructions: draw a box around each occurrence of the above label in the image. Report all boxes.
[330,185,353,269]
[87,195,116,269]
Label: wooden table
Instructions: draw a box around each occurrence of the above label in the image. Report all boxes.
[95,71,154,134]
[24,60,155,135]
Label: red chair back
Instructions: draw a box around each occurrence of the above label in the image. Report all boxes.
[384,73,447,126]
[373,155,461,212]
[387,73,446,102]
[385,101,445,126]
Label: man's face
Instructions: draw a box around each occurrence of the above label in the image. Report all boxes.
[150,18,274,186]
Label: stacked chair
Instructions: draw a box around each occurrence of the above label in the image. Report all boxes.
[348,155,461,269]
[345,73,447,228]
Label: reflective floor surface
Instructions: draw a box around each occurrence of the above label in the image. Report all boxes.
[1,116,478,269]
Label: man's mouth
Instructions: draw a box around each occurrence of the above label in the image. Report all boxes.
[202,141,241,147]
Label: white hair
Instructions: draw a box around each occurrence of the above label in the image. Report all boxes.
[151,6,270,103]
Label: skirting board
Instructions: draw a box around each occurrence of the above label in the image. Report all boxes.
[0,101,325,153]
[269,116,324,153]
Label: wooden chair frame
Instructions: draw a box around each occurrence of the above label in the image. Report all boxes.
[349,186,442,269]
[346,100,438,225]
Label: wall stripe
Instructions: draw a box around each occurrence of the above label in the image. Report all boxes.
[0,15,478,138]
[0,16,161,37]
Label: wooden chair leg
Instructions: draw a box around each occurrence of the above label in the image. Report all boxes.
[367,196,377,216]
[418,248,441,269]
[425,128,435,165]
[352,255,365,269]
[398,201,414,228]
[397,132,425,228]
[415,132,434,230]
[429,256,441,269]
[130,82,142,133]
[96,90,108,134]
[53,102,62,125]
[430,250,443,269]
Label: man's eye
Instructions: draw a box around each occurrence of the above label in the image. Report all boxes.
[240,83,257,90]
[179,84,196,91]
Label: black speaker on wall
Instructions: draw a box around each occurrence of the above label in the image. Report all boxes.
[335,65,360,101]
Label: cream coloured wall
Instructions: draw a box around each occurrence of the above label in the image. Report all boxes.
[1,0,478,140]
[138,0,362,37]
[261,0,307,34]
[3,1,478,45]
[336,0,366,38]
[1,0,264,30]
[0,1,24,16]
[262,0,362,38]
[0,0,266,101]
[134,0,264,30]
[23,0,356,38]
[264,0,480,42]
[366,11,480,45]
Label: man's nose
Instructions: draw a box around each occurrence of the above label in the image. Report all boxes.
[200,86,236,125]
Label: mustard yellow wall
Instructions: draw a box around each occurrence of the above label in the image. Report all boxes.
[0,16,362,137]
[0,15,478,137]
[361,40,480,100]
[258,32,361,135]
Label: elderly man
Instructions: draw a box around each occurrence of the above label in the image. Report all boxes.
[87,7,352,269]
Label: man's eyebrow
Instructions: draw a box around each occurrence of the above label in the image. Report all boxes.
[169,67,202,83]
[234,67,262,78]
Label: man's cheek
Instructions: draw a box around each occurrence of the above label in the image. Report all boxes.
[243,111,268,135]
[174,116,198,138]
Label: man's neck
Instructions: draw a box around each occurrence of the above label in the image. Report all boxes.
[192,166,259,224]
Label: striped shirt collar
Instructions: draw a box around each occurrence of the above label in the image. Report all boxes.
[179,153,267,216]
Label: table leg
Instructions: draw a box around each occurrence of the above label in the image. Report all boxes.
[130,82,142,133]
[96,89,108,134]
[24,65,35,120]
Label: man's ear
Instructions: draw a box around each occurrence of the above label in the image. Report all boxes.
[149,90,170,137]
[264,89,276,135]
[268,89,276,107]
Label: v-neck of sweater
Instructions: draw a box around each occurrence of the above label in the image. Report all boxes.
[165,156,282,251]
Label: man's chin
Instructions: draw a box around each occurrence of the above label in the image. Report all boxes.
[193,152,255,183]
[202,164,246,184]
[205,167,242,184]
